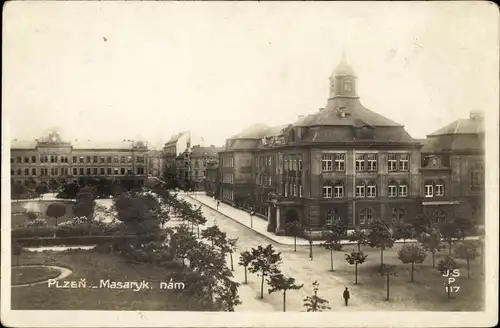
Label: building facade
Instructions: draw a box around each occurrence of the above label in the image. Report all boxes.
[419,111,485,227]
[147,150,164,178]
[204,161,220,197]
[10,132,149,187]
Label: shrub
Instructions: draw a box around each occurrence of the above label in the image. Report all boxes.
[12,226,56,238]
[26,212,38,221]
[25,218,48,227]
[55,223,107,237]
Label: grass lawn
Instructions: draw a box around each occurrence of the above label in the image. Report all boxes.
[12,266,62,285]
[11,250,208,311]
[282,243,484,311]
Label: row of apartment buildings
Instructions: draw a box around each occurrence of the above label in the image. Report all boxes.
[205,57,485,237]
[10,132,149,187]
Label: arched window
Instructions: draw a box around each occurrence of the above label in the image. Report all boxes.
[398,181,408,197]
[334,181,344,198]
[388,180,398,197]
[432,209,447,224]
[391,208,405,224]
[326,209,341,226]
[289,129,296,142]
[435,180,445,197]
[367,181,377,198]
[469,165,484,192]
[359,208,373,225]
[355,181,366,198]
[323,181,333,198]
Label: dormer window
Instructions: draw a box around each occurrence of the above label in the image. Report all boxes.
[343,80,352,92]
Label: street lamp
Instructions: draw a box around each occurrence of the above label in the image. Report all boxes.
[250,207,255,229]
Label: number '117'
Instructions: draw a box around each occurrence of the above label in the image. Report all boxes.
[445,286,460,292]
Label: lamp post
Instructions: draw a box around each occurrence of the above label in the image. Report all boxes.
[250,207,255,229]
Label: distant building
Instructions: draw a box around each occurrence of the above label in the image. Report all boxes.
[419,111,485,226]
[10,131,149,187]
[204,161,220,197]
[147,150,164,178]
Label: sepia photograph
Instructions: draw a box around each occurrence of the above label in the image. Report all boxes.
[1,1,498,327]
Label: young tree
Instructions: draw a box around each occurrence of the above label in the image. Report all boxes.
[409,213,433,236]
[201,225,225,247]
[12,240,23,266]
[303,280,331,312]
[381,264,398,301]
[268,273,303,312]
[74,187,97,219]
[285,220,302,252]
[392,222,415,244]
[348,229,368,252]
[454,240,479,278]
[397,243,427,282]
[439,221,460,255]
[170,224,198,268]
[46,202,67,226]
[213,278,242,312]
[320,229,344,272]
[437,256,460,299]
[417,228,444,268]
[238,251,253,284]
[248,244,282,299]
[223,238,238,271]
[454,217,474,240]
[367,220,395,271]
[345,251,368,284]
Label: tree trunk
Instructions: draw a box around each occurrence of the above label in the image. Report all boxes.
[467,258,470,278]
[386,273,390,301]
[380,248,384,271]
[447,283,451,299]
[355,263,358,284]
[244,267,248,284]
[448,242,452,255]
[294,235,297,252]
[432,252,436,268]
[17,254,20,266]
[330,249,334,271]
[357,243,361,252]
[260,275,264,299]
[197,225,200,238]
[403,239,406,245]
[230,253,234,271]
[283,291,287,312]
[411,262,414,282]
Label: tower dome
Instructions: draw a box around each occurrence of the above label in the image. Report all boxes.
[331,50,357,78]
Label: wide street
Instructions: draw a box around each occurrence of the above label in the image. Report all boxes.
[178,193,454,312]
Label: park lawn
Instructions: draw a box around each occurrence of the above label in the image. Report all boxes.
[11,250,208,311]
[285,243,484,311]
[12,266,62,285]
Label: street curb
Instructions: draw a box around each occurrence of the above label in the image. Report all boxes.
[184,194,289,246]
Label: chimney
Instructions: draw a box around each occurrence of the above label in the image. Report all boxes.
[298,115,305,119]
[210,145,215,147]
[319,108,324,111]
[469,110,484,120]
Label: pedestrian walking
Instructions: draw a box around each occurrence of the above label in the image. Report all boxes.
[343,287,350,306]
[216,200,220,210]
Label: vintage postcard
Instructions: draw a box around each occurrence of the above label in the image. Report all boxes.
[1,1,498,327]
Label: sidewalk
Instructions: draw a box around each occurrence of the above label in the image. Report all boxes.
[182,192,480,246]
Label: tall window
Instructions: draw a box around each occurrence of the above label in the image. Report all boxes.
[326,209,341,226]
[388,180,398,197]
[334,154,345,171]
[24,168,29,176]
[344,80,352,92]
[100,168,105,175]
[107,156,112,164]
[356,182,365,198]
[86,156,92,163]
[399,154,409,171]
[469,165,484,192]
[79,168,84,175]
[435,181,445,196]
[367,154,377,171]
[367,181,377,198]
[73,168,78,175]
[388,153,398,171]
[16,156,22,163]
[99,157,105,164]
[334,181,344,198]
[24,157,29,163]
[31,168,37,175]
[355,154,365,171]
[86,168,91,175]
[433,209,447,224]
[299,184,303,197]
[399,183,408,197]
[50,155,57,163]
[323,181,333,198]
[298,160,303,171]
[322,154,333,172]
[391,208,405,224]
[79,156,85,163]
[31,156,37,163]
[120,156,126,163]
[359,208,373,225]
[424,182,433,197]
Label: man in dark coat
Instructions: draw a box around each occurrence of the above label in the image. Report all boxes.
[343,287,350,306]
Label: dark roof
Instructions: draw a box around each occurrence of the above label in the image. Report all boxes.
[294,99,402,128]
[165,131,188,144]
[190,145,224,156]
[428,118,484,136]
[11,139,147,150]
[230,123,270,139]
[299,126,416,144]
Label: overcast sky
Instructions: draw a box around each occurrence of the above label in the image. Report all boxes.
[3,1,498,149]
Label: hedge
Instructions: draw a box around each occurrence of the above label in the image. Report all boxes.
[13,235,140,247]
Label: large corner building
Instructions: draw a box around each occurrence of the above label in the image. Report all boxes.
[215,55,485,237]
